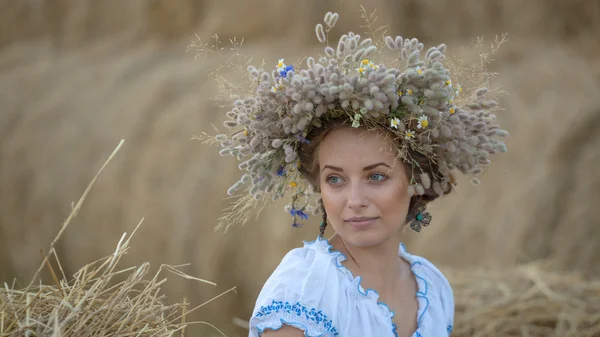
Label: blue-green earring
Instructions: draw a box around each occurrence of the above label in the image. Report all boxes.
[409,206,432,233]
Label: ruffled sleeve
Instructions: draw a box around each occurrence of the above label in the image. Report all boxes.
[249,243,343,337]
[405,252,455,335]
[419,257,454,335]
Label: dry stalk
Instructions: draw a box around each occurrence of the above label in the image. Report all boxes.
[0,139,235,337]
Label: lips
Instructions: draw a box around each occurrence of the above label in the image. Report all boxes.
[344,217,379,229]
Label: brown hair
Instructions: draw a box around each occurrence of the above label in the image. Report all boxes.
[298,118,451,233]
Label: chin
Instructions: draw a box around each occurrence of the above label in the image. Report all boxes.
[339,226,392,248]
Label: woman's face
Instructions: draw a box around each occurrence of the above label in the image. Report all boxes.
[318,126,412,248]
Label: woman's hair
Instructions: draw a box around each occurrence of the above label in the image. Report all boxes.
[298,118,452,233]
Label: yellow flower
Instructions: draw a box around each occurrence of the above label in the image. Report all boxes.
[397,91,403,96]
[356,67,365,75]
[361,59,370,65]
[404,130,415,140]
[407,89,413,95]
[271,86,278,93]
[368,61,379,69]
[419,99,425,105]
[276,58,286,72]
[290,181,298,187]
[449,107,455,115]
[455,85,463,95]
[243,130,249,137]
[417,68,423,74]
[445,80,452,87]
[390,117,401,129]
[417,116,429,129]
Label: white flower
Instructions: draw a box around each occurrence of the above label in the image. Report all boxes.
[352,113,362,128]
[404,130,415,140]
[455,84,462,96]
[417,116,429,129]
[276,58,286,72]
[390,117,400,129]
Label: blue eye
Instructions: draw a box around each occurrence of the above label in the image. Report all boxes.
[369,173,387,181]
[326,176,343,184]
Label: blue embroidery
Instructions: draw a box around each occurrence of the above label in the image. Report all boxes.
[412,261,430,326]
[304,237,435,336]
[447,324,453,334]
[255,300,339,336]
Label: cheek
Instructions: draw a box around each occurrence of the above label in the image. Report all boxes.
[321,187,343,214]
[377,184,411,218]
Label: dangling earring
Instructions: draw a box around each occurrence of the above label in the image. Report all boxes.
[319,198,327,238]
[408,205,432,233]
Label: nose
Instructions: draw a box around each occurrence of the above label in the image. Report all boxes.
[346,181,368,210]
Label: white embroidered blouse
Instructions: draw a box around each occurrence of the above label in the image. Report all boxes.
[248,237,454,337]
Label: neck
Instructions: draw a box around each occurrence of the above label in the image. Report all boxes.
[330,233,410,295]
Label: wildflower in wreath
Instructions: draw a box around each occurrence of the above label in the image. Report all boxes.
[290,208,309,220]
[357,59,378,75]
[455,84,463,96]
[280,64,294,78]
[417,116,429,129]
[276,58,286,72]
[390,117,401,129]
[404,130,415,140]
[277,166,286,177]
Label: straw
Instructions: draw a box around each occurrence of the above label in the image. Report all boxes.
[0,140,235,337]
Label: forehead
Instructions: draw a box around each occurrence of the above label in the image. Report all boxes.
[317,127,399,165]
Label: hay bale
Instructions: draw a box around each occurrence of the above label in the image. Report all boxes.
[0,141,230,337]
[446,264,600,337]
[1,0,597,48]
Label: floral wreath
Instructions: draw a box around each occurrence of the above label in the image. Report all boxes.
[194,10,509,230]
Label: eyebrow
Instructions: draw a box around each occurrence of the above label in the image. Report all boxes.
[321,162,391,172]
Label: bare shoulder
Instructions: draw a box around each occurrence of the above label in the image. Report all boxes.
[262,324,306,337]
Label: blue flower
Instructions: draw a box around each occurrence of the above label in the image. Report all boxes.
[277,166,286,176]
[280,65,294,78]
[290,208,309,220]
[296,134,310,144]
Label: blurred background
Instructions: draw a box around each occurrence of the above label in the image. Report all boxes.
[1,0,599,336]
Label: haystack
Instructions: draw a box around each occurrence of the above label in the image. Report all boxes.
[446,264,600,337]
[0,140,233,337]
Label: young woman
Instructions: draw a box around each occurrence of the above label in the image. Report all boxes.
[206,11,508,337]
